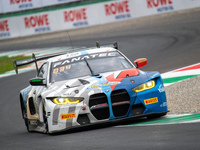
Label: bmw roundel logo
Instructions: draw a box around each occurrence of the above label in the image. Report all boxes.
[131,80,135,83]
[75,90,79,94]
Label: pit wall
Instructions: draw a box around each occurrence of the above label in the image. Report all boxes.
[1,0,200,40]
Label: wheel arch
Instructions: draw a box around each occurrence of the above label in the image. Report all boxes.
[19,93,26,119]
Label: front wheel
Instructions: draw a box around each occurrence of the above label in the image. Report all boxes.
[43,104,49,134]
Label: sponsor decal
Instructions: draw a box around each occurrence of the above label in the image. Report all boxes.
[24,14,51,33]
[158,84,165,93]
[53,52,118,67]
[147,0,174,12]
[61,112,76,120]
[104,0,131,20]
[0,20,10,38]
[160,102,167,107]
[144,97,158,105]
[88,82,120,89]
[64,8,88,27]
[64,91,73,95]
[29,120,38,125]
[10,0,33,9]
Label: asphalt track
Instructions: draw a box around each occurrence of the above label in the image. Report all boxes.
[0,8,200,150]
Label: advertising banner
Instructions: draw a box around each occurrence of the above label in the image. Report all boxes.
[1,0,41,13]
[101,0,133,24]
[0,19,11,39]
[21,12,53,36]
[59,5,90,30]
[144,0,176,15]
[41,0,80,7]
[0,0,79,14]
[0,3,3,14]
[1,0,200,40]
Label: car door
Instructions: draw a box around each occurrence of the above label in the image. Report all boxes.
[33,62,49,121]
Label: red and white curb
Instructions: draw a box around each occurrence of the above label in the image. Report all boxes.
[161,63,200,86]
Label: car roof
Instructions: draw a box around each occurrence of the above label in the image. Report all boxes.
[48,47,117,63]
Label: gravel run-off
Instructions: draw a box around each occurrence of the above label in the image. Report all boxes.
[165,76,200,114]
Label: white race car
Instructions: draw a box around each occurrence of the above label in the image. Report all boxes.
[14,42,168,134]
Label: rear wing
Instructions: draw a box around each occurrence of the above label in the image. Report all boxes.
[13,46,84,74]
[13,52,67,74]
[13,42,118,74]
[96,41,118,49]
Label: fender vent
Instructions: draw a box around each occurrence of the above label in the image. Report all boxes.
[132,103,145,116]
[77,114,90,125]
[29,97,36,115]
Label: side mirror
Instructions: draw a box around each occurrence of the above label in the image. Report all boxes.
[134,58,147,68]
[29,77,46,86]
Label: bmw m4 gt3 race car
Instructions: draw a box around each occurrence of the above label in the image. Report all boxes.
[14,42,168,134]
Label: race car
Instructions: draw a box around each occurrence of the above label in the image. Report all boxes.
[14,42,168,134]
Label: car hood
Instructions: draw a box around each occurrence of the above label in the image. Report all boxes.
[42,68,150,98]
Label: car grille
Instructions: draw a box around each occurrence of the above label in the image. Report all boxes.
[89,89,130,120]
[89,93,109,120]
[111,89,130,117]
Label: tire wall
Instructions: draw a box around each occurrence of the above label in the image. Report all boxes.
[0,0,200,40]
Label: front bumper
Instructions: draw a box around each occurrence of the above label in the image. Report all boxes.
[49,111,168,134]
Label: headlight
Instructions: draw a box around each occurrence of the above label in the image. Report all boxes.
[132,80,155,92]
[53,97,84,105]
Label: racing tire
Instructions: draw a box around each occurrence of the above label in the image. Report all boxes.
[43,104,49,134]
[20,97,30,132]
[22,107,30,132]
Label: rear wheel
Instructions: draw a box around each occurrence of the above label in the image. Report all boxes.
[20,97,30,132]
[22,107,30,132]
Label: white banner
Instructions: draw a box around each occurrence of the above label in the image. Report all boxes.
[1,0,200,40]
[1,0,41,13]
[0,0,79,14]
[41,0,80,7]
[0,19,11,38]
[0,3,3,14]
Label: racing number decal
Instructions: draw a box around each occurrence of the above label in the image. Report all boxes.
[53,65,71,74]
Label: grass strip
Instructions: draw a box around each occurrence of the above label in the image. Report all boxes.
[128,114,200,126]
[0,56,31,74]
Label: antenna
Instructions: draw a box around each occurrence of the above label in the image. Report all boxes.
[67,31,74,50]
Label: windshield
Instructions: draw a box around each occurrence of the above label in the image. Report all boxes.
[50,51,133,82]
